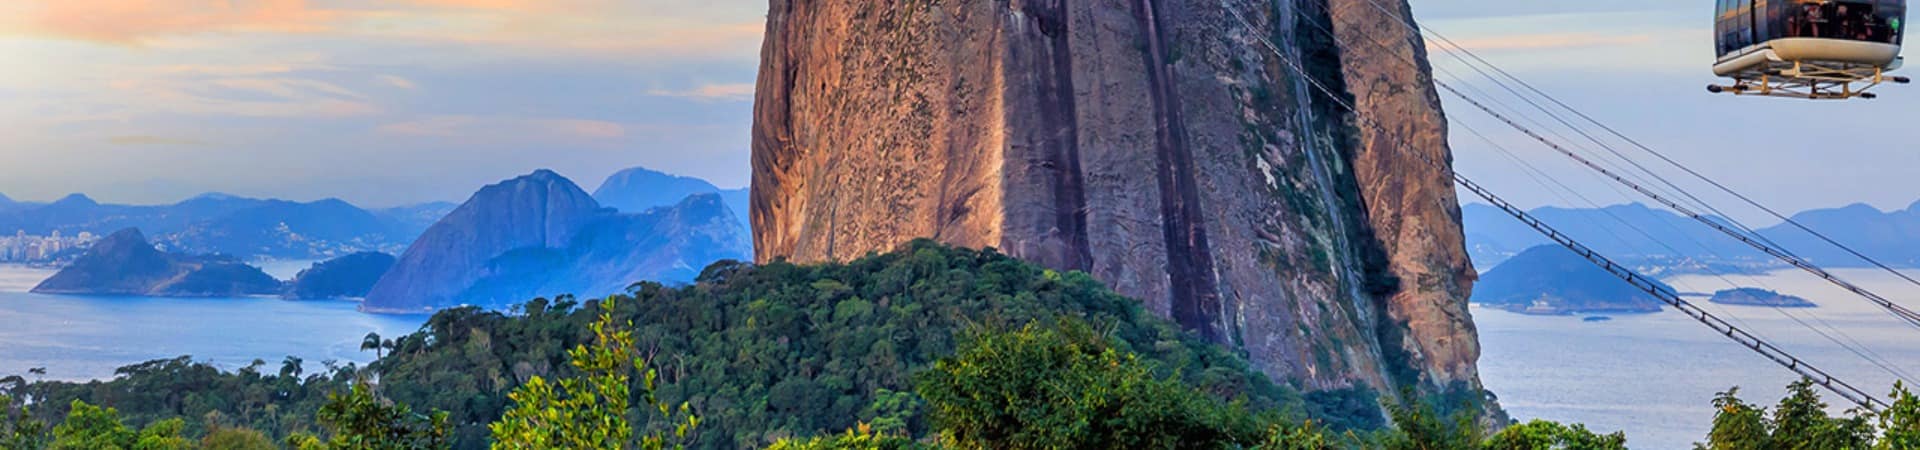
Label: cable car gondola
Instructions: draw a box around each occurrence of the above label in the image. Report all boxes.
[1709,0,1910,99]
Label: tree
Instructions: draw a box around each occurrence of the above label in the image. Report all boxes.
[1700,380,1889,449]
[2,394,49,450]
[489,297,698,450]
[1482,420,1626,450]
[1704,387,1773,450]
[202,425,278,450]
[1878,382,1920,450]
[312,382,450,449]
[764,424,931,450]
[1771,379,1872,449]
[1372,394,1482,450]
[281,357,305,380]
[133,418,192,450]
[52,400,136,450]
[361,333,385,360]
[912,320,1267,450]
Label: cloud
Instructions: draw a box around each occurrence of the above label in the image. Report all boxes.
[104,73,380,118]
[109,135,209,146]
[647,83,756,102]
[2,0,341,44]
[378,115,627,140]
[0,0,765,58]
[1430,32,1659,52]
[376,75,417,89]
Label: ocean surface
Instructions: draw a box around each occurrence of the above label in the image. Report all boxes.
[4,261,1918,448]
[0,264,426,382]
[1478,268,1920,448]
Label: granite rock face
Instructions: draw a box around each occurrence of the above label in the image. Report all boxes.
[751,0,1486,404]
[362,171,751,313]
[362,170,608,312]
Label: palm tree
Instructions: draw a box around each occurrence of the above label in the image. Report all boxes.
[280,356,303,379]
[361,332,384,359]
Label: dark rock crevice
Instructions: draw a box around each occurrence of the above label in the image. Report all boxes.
[1134,0,1225,344]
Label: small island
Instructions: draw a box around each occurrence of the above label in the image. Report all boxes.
[1472,245,1671,315]
[284,252,396,300]
[1710,288,1817,308]
[32,228,282,297]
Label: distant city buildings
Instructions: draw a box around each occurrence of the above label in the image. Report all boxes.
[0,230,97,264]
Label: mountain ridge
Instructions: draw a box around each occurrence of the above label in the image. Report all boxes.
[362,170,749,313]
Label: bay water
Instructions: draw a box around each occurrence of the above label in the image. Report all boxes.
[4,261,1917,448]
[0,264,426,382]
[1479,268,1920,448]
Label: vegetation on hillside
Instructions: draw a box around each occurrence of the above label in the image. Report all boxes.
[7,240,1915,449]
[1696,380,1920,449]
[1,241,1370,448]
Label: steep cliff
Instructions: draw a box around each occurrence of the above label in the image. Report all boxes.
[363,171,751,313]
[752,0,1487,406]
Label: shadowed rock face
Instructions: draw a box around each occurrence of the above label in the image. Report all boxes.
[1325,0,1484,395]
[362,171,752,313]
[752,0,1487,404]
[362,170,607,313]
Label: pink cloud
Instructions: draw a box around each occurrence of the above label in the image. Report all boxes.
[379,115,627,140]
[647,83,756,102]
[5,0,340,44]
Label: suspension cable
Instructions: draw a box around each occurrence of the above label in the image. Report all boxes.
[1303,0,1920,332]
[1222,4,1889,412]
[1362,0,1920,293]
[1290,0,1920,380]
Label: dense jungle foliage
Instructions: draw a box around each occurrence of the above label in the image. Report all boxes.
[0,241,1378,449]
[7,241,1918,448]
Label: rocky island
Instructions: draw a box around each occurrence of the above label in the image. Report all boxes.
[32,228,282,297]
[1473,245,1671,315]
[1710,287,1817,308]
[283,252,396,300]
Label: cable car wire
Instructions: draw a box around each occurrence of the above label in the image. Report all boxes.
[1453,117,1919,384]
[1302,0,1920,332]
[1407,6,1920,293]
[1284,1,1920,380]
[1221,4,1890,412]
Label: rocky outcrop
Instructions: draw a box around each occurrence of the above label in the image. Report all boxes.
[33,228,282,297]
[364,170,608,312]
[752,0,1486,406]
[362,170,751,313]
[1323,0,1484,394]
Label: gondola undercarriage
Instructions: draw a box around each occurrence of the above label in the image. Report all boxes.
[1710,59,1911,99]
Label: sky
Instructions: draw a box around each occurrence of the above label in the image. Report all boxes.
[0,0,1913,217]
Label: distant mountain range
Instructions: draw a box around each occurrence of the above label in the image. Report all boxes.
[362,169,751,313]
[592,166,752,253]
[11,165,755,314]
[0,192,446,260]
[1463,200,1920,273]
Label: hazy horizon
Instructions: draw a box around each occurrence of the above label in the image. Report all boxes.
[2,0,1913,213]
